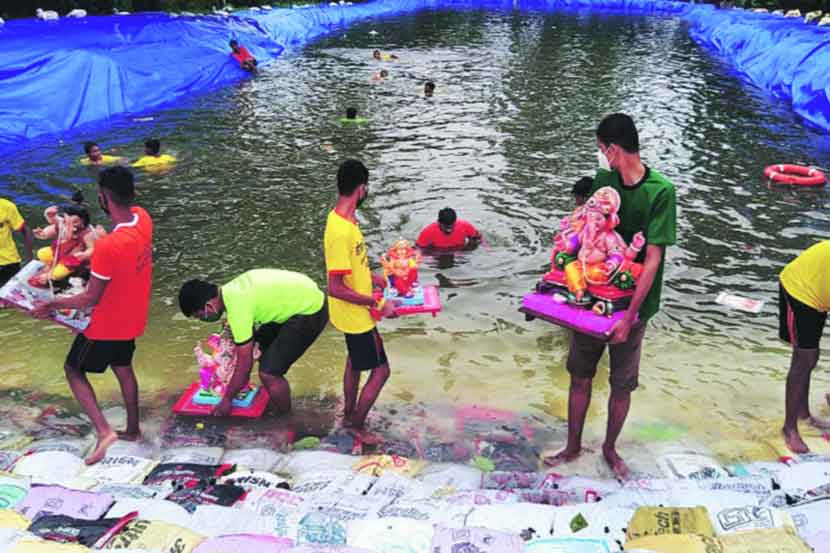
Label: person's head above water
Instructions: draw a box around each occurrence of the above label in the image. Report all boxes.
[596,113,639,172]
[424,81,435,97]
[437,207,457,234]
[571,176,594,206]
[373,49,381,60]
[380,69,389,78]
[144,138,161,157]
[179,279,223,322]
[229,39,240,52]
[346,107,357,120]
[336,159,369,206]
[84,141,102,162]
[97,166,135,215]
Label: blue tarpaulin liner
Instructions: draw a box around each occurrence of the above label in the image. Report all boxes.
[0,0,827,156]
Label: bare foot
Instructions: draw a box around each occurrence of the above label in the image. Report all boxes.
[116,430,141,442]
[85,431,118,465]
[343,426,384,446]
[542,447,581,468]
[603,446,631,481]
[782,427,810,454]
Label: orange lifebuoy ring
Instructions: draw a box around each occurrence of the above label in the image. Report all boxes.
[763,164,826,187]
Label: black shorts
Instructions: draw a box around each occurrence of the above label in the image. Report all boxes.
[345,328,388,371]
[0,263,20,286]
[254,301,328,377]
[65,334,136,374]
[779,283,826,349]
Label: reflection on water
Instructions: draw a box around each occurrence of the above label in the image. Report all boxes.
[2,8,830,469]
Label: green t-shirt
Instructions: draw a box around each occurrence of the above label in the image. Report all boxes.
[592,167,677,321]
[221,269,325,344]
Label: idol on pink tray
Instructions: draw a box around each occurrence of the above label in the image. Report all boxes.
[194,326,240,397]
[521,186,645,339]
[380,238,422,298]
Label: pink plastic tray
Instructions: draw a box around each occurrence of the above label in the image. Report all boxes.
[395,285,442,317]
[172,381,269,418]
[520,292,634,341]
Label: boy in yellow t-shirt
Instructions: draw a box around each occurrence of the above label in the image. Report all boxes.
[132,138,176,169]
[779,240,830,454]
[324,159,398,437]
[0,197,33,285]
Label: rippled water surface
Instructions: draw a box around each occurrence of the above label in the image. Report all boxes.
[2,8,830,471]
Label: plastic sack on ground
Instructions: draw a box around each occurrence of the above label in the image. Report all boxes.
[192,533,293,553]
[0,432,32,452]
[0,476,30,510]
[365,472,438,502]
[279,452,358,478]
[102,519,205,553]
[286,546,374,553]
[627,506,716,541]
[291,471,374,498]
[189,505,282,537]
[13,452,84,484]
[720,526,812,552]
[82,455,157,485]
[429,524,523,553]
[550,504,633,546]
[709,504,794,535]
[221,449,286,472]
[656,452,729,480]
[235,487,308,516]
[142,463,235,489]
[16,485,114,521]
[105,440,159,460]
[164,482,246,513]
[437,489,519,506]
[92,483,159,501]
[293,511,348,546]
[376,497,469,526]
[465,503,556,540]
[0,451,22,472]
[0,529,32,550]
[347,517,433,553]
[220,470,290,492]
[106,499,193,528]
[25,439,91,459]
[9,538,91,553]
[624,533,722,553]
[414,463,483,491]
[27,513,131,547]
[785,497,830,552]
[159,448,225,466]
[524,537,614,552]
[773,462,830,494]
[352,455,426,477]
[0,509,30,530]
[306,493,387,523]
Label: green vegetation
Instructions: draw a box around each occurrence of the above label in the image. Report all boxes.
[1,1,303,19]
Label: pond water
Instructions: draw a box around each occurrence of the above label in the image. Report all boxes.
[1,7,830,472]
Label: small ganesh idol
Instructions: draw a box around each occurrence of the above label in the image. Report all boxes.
[380,238,423,297]
[193,324,239,397]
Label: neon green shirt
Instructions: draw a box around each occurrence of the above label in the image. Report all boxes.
[592,167,677,321]
[221,269,325,344]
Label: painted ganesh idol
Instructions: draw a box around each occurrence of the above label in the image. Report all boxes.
[381,239,422,297]
[542,186,645,315]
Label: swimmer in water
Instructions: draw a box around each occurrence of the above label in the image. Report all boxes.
[372,69,389,82]
[372,49,398,61]
[230,39,258,72]
[132,138,176,169]
[424,80,435,98]
[416,207,481,250]
[81,142,122,166]
[345,107,358,120]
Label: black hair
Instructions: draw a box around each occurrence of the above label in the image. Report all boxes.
[438,207,457,226]
[229,39,238,47]
[83,141,98,155]
[71,190,85,204]
[336,159,368,197]
[145,138,161,156]
[572,176,593,197]
[98,166,135,207]
[596,113,639,154]
[62,204,90,228]
[425,81,435,91]
[179,279,218,317]
[346,107,357,119]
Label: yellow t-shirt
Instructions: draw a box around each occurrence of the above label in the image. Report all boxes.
[79,155,122,165]
[0,198,24,266]
[132,154,176,168]
[780,240,830,312]
[324,210,375,334]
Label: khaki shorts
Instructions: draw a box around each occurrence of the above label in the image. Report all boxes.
[566,320,647,392]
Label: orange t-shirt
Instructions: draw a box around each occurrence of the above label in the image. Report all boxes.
[231,46,254,64]
[85,206,153,341]
[416,220,479,249]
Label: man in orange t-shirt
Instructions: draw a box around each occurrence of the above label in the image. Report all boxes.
[230,39,257,72]
[35,166,153,465]
[416,207,481,250]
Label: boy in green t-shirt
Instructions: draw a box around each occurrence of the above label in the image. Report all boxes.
[545,113,677,479]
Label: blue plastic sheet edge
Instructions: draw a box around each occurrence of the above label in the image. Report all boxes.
[0,0,827,159]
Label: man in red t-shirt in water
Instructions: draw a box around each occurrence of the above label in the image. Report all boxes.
[416,207,481,250]
[34,167,153,465]
[229,39,257,72]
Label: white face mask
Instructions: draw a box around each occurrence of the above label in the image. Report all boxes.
[597,148,612,172]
